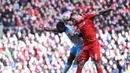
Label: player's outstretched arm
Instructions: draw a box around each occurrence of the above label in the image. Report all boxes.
[44,27,58,32]
[95,4,115,16]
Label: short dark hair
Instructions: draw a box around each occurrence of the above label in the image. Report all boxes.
[70,12,78,19]
[56,21,66,33]
[70,12,82,20]
[70,12,78,17]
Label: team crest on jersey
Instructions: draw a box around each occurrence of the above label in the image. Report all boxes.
[79,21,86,28]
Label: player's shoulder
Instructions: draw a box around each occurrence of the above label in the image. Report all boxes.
[84,13,95,16]
[83,12,95,19]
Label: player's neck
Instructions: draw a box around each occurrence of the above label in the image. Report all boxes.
[78,18,84,23]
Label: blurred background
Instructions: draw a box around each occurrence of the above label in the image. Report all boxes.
[0,0,130,73]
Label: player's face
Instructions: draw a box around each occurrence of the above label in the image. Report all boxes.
[71,14,82,24]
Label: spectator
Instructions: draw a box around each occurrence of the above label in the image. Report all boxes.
[13,0,20,11]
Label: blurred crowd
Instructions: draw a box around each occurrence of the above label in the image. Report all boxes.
[0,0,130,73]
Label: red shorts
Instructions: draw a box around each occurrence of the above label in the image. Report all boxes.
[78,41,101,63]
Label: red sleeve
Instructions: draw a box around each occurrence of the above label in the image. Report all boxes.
[83,13,95,19]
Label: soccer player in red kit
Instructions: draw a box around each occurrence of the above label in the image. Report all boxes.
[67,5,115,73]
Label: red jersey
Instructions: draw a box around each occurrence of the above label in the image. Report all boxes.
[77,13,97,43]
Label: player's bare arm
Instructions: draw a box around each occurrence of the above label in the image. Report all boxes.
[95,4,115,16]
[44,27,58,32]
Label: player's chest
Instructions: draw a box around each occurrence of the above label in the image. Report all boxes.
[78,20,92,28]
[78,21,86,28]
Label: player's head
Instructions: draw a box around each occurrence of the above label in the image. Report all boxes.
[56,21,66,33]
[70,12,83,24]
[61,11,83,25]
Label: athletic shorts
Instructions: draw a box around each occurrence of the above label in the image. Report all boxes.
[70,45,83,56]
[77,41,101,63]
